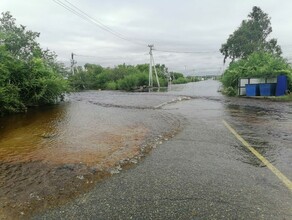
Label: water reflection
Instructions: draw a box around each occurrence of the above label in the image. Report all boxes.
[0,105,67,162]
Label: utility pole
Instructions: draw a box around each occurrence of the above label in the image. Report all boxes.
[70,52,77,75]
[148,45,153,87]
[148,45,160,88]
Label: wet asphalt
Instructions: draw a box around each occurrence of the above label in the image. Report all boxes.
[34,80,292,219]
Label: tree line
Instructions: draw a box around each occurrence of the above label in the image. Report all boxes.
[68,63,199,91]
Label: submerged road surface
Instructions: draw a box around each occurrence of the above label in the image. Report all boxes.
[15,81,292,219]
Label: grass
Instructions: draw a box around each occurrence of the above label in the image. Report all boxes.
[241,94,292,102]
[268,94,292,102]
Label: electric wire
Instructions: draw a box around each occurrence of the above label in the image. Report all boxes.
[154,48,219,54]
[53,0,95,24]
[52,0,146,47]
[74,54,96,58]
[63,0,145,46]
[53,1,223,55]
[52,0,226,72]
[53,0,137,44]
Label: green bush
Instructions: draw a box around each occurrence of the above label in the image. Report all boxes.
[223,87,237,96]
[173,77,189,84]
[221,51,292,95]
[106,81,117,90]
[95,72,110,90]
[0,85,26,115]
[117,74,138,91]
[137,72,148,86]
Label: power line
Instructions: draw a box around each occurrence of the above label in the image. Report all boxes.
[64,0,125,36]
[63,0,145,46]
[53,0,135,43]
[52,0,146,47]
[74,54,96,58]
[53,0,93,24]
[52,1,222,55]
[154,48,219,54]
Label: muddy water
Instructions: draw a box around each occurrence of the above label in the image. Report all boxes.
[0,92,183,219]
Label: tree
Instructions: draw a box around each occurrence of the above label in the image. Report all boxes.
[0,12,40,60]
[0,12,68,115]
[220,6,282,63]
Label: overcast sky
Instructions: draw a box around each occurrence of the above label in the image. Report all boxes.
[1,0,292,75]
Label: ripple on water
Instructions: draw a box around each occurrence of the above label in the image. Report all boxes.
[0,94,182,219]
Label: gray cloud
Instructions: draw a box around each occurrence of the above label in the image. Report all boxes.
[1,0,292,75]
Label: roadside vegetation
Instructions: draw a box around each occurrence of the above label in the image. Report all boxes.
[68,64,194,91]
[171,72,201,84]
[0,12,68,116]
[220,6,292,96]
[69,63,166,91]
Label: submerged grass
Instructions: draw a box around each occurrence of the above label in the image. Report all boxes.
[268,94,292,102]
[242,94,292,102]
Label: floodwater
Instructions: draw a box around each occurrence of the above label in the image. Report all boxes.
[1,80,291,219]
[225,100,292,175]
[0,91,183,219]
[169,81,292,176]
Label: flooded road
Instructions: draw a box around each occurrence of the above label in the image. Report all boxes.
[0,91,183,218]
[1,80,292,219]
[169,80,292,179]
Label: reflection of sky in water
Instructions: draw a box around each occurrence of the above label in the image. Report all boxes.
[168,80,223,97]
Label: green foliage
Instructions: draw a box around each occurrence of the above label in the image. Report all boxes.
[270,94,292,101]
[0,84,25,115]
[68,63,184,91]
[137,72,148,86]
[68,71,88,90]
[171,75,201,84]
[172,77,189,84]
[0,12,68,115]
[221,51,292,95]
[158,77,168,87]
[220,6,282,63]
[136,64,149,73]
[95,72,110,90]
[170,72,184,80]
[106,81,117,90]
[186,76,200,82]
[222,87,237,97]
[117,74,138,91]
